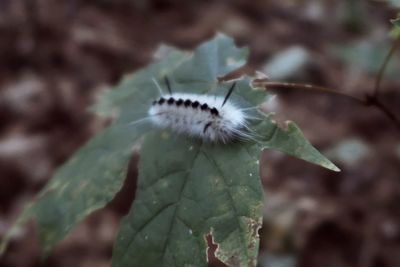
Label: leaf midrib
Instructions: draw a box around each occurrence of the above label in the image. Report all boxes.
[159,144,202,266]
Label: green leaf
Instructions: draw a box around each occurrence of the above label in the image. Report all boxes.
[2,33,339,267]
[111,34,266,267]
[112,133,263,267]
[0,43,190,255]
[110,35,338,267]
[1,124,150,255]
[91,48,190,119]
[255,116,340,172]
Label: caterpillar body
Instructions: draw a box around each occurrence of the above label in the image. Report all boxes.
[146,78,254,144]
[149,93,248,143]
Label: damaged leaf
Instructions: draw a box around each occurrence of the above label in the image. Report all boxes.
[2,34,339,267]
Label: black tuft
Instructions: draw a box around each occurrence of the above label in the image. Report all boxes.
[192,101,200,108]
[184,99,192,107]
[176,99,183,106]
[167,97,175,105]
[203,122,212,133]
[201,103,208,110]
[164,76,172,95]
[210,107,219,116]
[222,82,236,107]
[158,97,165,104]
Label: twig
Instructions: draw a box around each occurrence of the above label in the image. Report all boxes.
[373,39,400,97]
[365,94,400,130]
[255,81,365,103]
[255,80,400,131]
[252,35,400,131]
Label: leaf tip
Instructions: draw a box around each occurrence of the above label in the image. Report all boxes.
[323,162,341,172]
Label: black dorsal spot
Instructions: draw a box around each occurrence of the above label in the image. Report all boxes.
[201,103,208,110]
[192,101,200,108]
[167,97,175,105]
[158,97,165,104]
[184,99,192,107]
[210,107,219,116]
[176,99,183,106]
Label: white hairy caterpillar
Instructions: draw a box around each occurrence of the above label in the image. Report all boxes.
[146,77,255,144]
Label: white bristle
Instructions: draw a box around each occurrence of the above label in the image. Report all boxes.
[148,92,249,143]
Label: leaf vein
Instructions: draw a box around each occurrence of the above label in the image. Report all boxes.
[200,149,250,260]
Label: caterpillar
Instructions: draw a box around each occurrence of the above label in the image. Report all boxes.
[147,77,254,144]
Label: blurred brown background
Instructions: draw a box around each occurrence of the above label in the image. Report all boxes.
[0,0,400,267]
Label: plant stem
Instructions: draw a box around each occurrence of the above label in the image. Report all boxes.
[373,39,400,97]
[254,81,365,103]
[255,80,400,131]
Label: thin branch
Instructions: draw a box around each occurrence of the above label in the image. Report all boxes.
[251,37,400,131]
[365,95,400,130]
[373,39,400,97]
[255,80,400,131]
[254,80,365,103]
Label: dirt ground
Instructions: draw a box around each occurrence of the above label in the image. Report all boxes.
[0,1,400,267]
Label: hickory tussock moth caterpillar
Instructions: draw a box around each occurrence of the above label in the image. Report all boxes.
[147,77,255,144]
